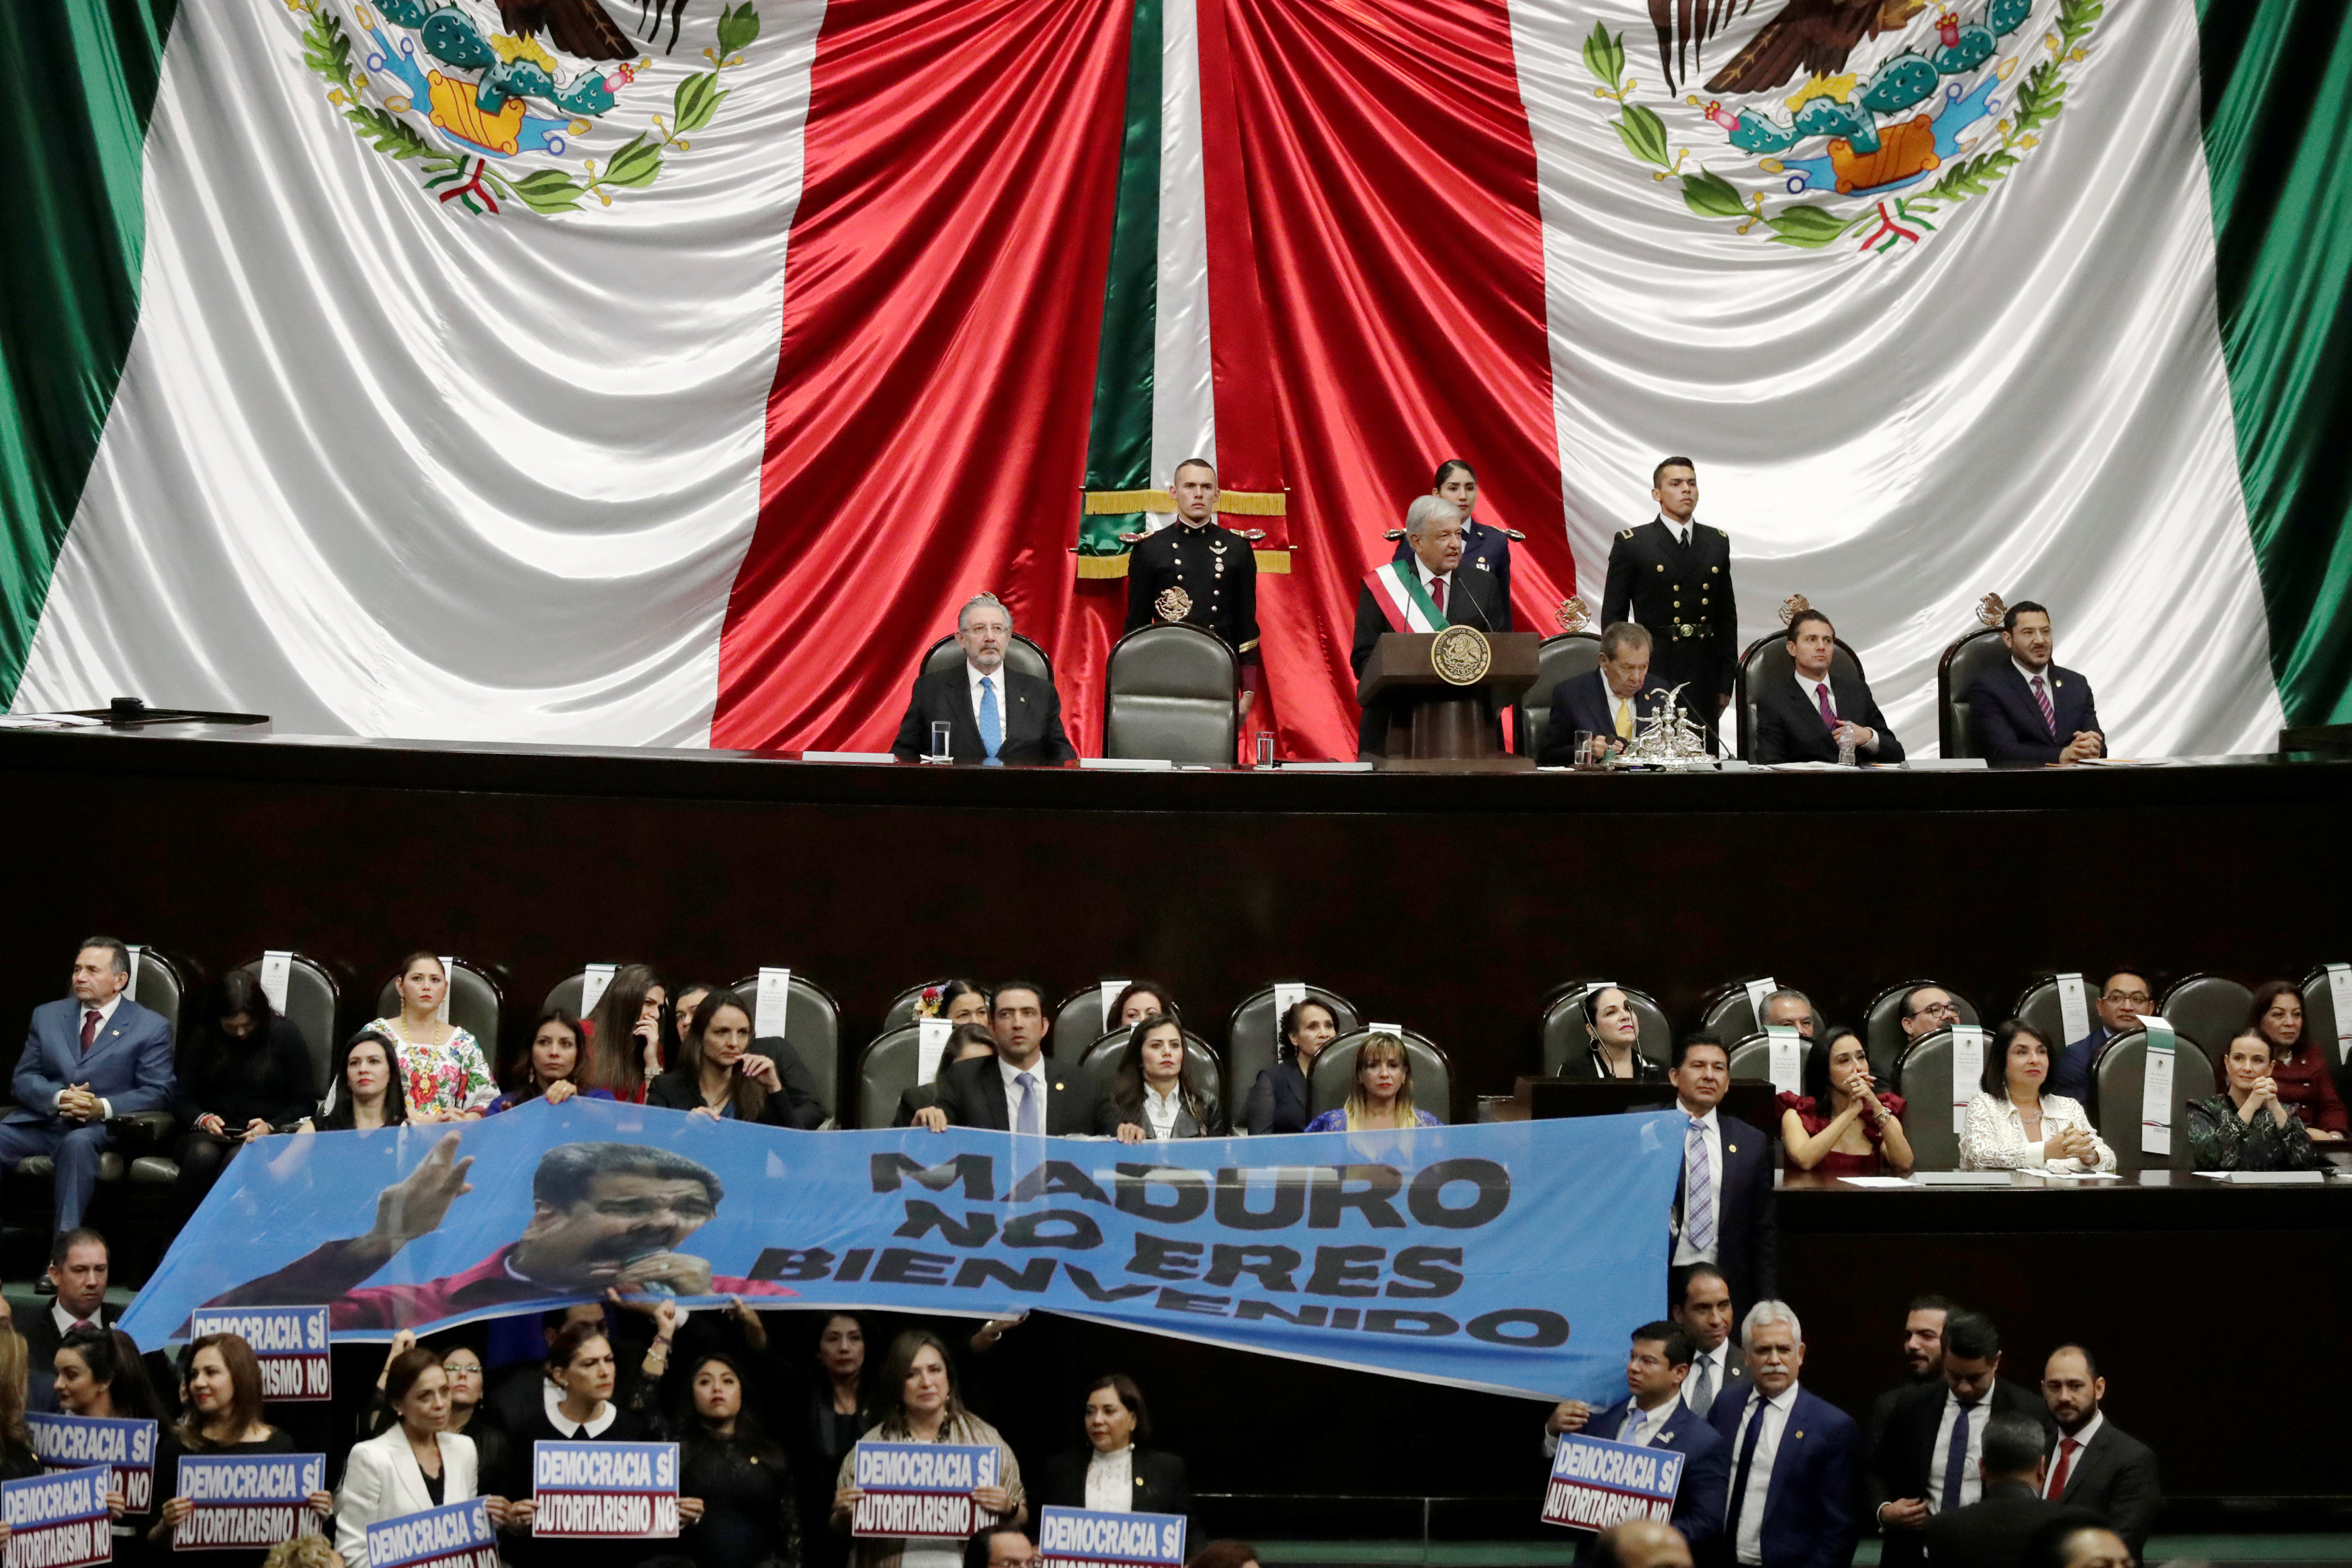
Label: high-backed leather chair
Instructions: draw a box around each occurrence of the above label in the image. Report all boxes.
[375,957,503,1050]
[2300,965,2351,1106]
[1723,1031,1812,1090]
[1079,1027,1222,1098]
[726,973,843,1122]
[921,631,1054,687]
[234,953,341,1098]
[1939,625,2009,758]
[1309,1029,1454,1124]
[1736,630,1864,760]
[855,1025,924,1131]
[882,980,953,1033]
[1101,623,1238,764]
[1861,981,1977,1088]
[1540,983,1672,1076]
[1892,1030,1960,1171]
[1052,987,1107,1063]
[1223,986,1361,1113]
[1517,632,1604,759]
[2157,974,2253,1059]
[1698,977,1797,1043]
[2091,1027,2215,1175]
[2010,977,2068,1053]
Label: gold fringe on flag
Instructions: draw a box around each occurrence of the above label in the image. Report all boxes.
[1072,548,1292,578]
[1081,489,1287,516]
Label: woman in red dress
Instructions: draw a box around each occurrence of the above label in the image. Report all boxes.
[2240,979,2347,1142]
[1779,1026,1914,1177]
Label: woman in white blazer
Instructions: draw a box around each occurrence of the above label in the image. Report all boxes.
[335,1346,507,1568]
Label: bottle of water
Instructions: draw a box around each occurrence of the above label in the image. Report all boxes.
[1836,729,1857,768]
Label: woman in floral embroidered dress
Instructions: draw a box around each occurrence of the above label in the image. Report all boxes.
[369,951,495,1121]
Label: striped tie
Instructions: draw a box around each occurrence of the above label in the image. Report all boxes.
[1684,1118,1714,1252]
[2031,674,2057,738]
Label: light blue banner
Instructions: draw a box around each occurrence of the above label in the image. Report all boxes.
[120,1098,1683,1399]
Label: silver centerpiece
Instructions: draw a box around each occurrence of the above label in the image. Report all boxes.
[1612,681,1714,767]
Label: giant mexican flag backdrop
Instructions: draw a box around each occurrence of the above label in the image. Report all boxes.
[3,0,2347,756]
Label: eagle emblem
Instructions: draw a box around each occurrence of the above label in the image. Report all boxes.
[1154,586,1194,622]
[1585,0,2100,256]
[288,0,760,216]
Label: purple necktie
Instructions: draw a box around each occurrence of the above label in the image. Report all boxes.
[2032,675,2057,738]
[1816,682,1836,731]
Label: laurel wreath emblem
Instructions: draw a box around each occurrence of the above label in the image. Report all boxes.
[289,0,759,217]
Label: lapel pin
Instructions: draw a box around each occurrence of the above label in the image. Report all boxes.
[1727,1143,1738,1154]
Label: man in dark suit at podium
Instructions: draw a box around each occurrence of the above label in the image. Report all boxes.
[1966,601,2104,765]
[1539,622,1665,764]
[891,593,1076,766]
[1753,609,1904,765]
[1351,496,1510,759]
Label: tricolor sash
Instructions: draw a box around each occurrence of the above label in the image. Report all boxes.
[1366,562,1449,633]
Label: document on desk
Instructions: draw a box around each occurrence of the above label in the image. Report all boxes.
[2193,1170,2327,1184]
[1915,1171,2019,1186]
[1835,1176,1919,1188]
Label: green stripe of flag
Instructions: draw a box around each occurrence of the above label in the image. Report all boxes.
[1077,0,1162,556]
[2198,0,2352,724]
[0,0,180,701]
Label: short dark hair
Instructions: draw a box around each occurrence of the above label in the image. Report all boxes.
[1669,1031,1726,1071]
[384,1345,444,1404]
[545,1319,612,1373]
[1983,1018,2048,1097]
[76,937,131,976]
[1185,1544,1261,1568]
[1630,1321,1695,1367]
[1599,621,1652,659]
[1581,984,1630,1033]
[1671,1262,1728,1311]
[993,980,1047,1013]
[50,1227,107,1268]
[2049,1342,2101,1379]
[1943,1309,2001,1362]
[1652,455,1695,486]
[1433,459,1476,490]
[2001,600,2050,632]
[935,979,991,1018]
[2098,969,2149,996]
[939,1022,999,1083]
[1908,1293,1958,1316]
[1172,458,1216,484]
[1982,1410,2046,1476]
[1785,608,1834,644]
[1084,1373,1153,1444]
[1109,981,1176,1025]
[533,1142,723,1213]
[1279,997,1337,1061]
[2024,1522,2119,1568]
[963,1526,1032,1568]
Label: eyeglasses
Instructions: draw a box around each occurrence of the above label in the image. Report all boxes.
[2101,991,2152,1006]
[1917,1002,1960,1020]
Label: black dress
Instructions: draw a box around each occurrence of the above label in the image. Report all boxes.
[679,1428,798,1568]
[169,1018,320,1213]
[155,1429,314,1568]
[511,1401,666,1568]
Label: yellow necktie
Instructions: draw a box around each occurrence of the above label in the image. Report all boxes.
[1614,697,1633,739]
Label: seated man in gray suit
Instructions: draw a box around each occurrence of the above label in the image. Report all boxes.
[891,593,1077,766]
[2,938,175,1235]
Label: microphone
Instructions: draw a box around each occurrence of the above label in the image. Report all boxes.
[1452,569,1496,632]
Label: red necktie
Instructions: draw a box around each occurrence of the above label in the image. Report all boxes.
[1430,575,1446,615]
[1816,682,1837,730]
[2047,1436,2078,1498]
[2032,674,2057,738]
[79,1009,99,1054]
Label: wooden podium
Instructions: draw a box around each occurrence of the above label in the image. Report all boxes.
[1356,630,1540,772]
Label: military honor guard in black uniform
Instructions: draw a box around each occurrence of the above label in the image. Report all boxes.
[1124,457,1261,714]
[1390,458,1515,603]
[1601,455,1738,746]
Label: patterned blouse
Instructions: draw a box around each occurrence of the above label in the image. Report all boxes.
[1958,1090,2117,1174]
[2185,1093,2324,1172]
[1304,1107,1442,1131]
[370,1017,497,1117]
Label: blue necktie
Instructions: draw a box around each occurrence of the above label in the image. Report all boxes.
[978,675,1003,766]
[1014,1071,1040,1135]
[1943,1402,1975,1510]
[1724,1397,1766,1536]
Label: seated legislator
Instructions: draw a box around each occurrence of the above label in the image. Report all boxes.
[487,1008,614,1115]
[1036,1373,1191,1516]
[2048,970,2152,1104]
[300,1028,409,1132]
[582,963,669,1104]
[1565,986,1667,1082]
[1245,997,1339,1135]
[1779,1027,1913,1178]
[371,951,497,1121]
[923,981,1124,1136]
[1759,989,1817,1039]
[1539,622,1666,765]
[1109,1013,1229,1138]
[171,969,319,1217]
[896,1021,1001,1127]
[1544,1322,1728,1555]
[1704,1302,1859,1568]
[1960,1021,2115,1174]
[2187,1027,2324,1172]
[2,936,175,1237]
[1897,985,1962,1057]
[1964,601,2103,765]
[335,1346,503,1568]
[2236,979,2346,1141]
[1304,1033,1441,1131]
[647,987,825,1127]
[892,593,1076,766]
[832,1330,1025,1568]
[1751,609,1903,765]
[1919,1412,2099,1568]
[1109,981,1178,1029]
[1349,496,1511,759]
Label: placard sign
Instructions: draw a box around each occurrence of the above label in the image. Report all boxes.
[2,1466,112,1568]
[2327,964,2352,1065]
[1949,1025,1986,1133]
[2140,1016,2177,1158]
[1038,1507,1186,1568]
[849,1442,999,1540]
[364,1498,498,1568]
[1099,980,1129,1027]
[916,1017,954,1087]
[258,952,294,1015]
[1271,984,1308,1045]
[530,1442,679,1538]
[28,1412,159,1511]
[436,956,455,1026]
[187,1307,331,1400]
[171,1452,326,1551]
[1742,977,1777,1025]
[2056,973,2090,1047]
[579,965,618,1020]
[755,969,792,1041]
[1540,1432,1685,1533]
[1764,1027,1802,1094]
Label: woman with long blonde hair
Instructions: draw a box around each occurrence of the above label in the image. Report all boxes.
[1304,1034,1441,1131]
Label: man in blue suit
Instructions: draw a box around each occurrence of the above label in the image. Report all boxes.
[1965,601,2104,765]
[1546,1321,1729,1555]
[1539,623,1672,765]
[1706,1301,1859,1568]
[1,938,175,1234]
